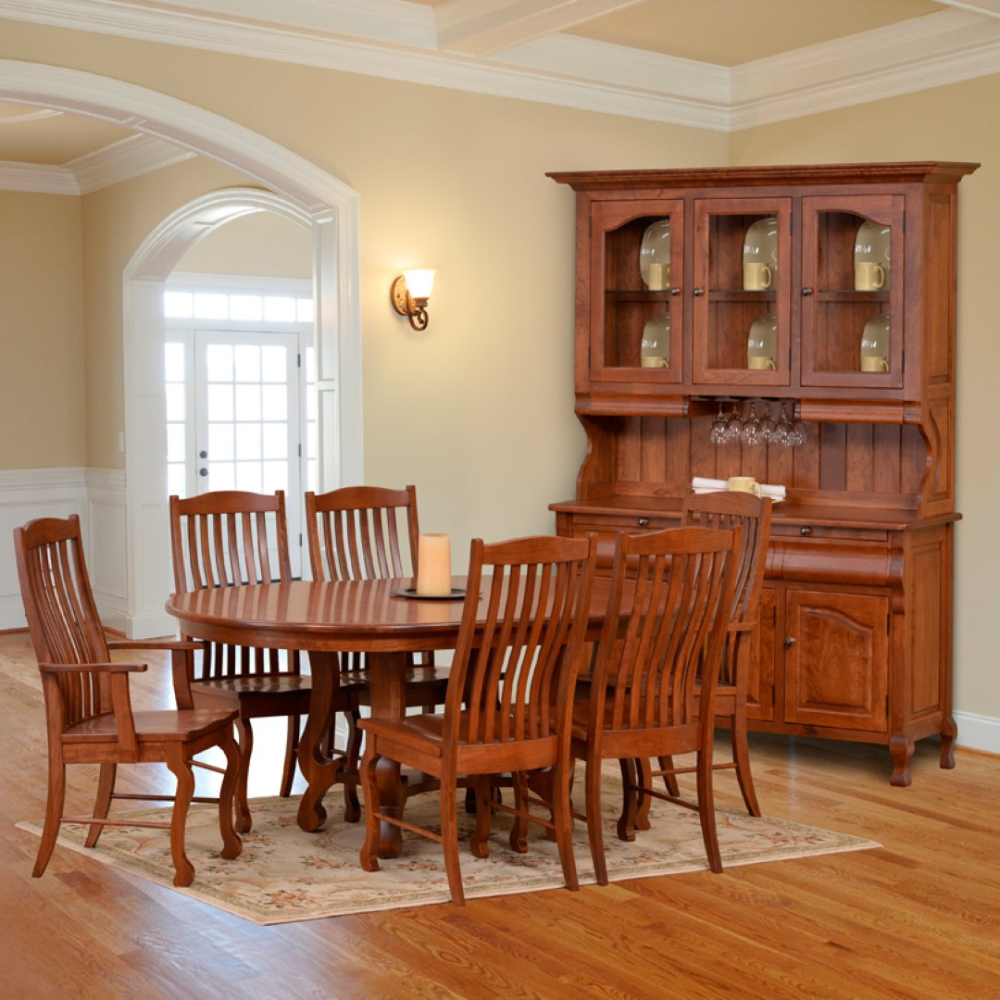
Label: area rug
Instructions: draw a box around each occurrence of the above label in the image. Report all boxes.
[17,773,879,924]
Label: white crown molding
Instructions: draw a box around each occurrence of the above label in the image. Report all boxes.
[67,133,196,193]
[0,133,196,193]
[0,158,78,193]
[0,1,999,131]
[730,8,1000,129]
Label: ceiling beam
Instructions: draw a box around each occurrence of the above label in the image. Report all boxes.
[434,0,645,56]
[935,0,1000,17]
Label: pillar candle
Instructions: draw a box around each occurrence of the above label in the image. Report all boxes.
[417,533,451,596]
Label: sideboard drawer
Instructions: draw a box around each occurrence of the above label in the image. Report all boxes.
[561,513,680,568]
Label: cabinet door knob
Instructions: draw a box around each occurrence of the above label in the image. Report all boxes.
[800,526,813,536]
[801,287,813,296]
[669,287,681,296]
[637,517,650,527]
[693,287,705,297]
[784,636,796,647]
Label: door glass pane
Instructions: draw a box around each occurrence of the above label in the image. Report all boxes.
[165,382,185,422]
[208,423,235,461]
[207,384,234,422]
[166,423,185,463]
[205,343,232,381]
[601,212,676,372]
[262,423,287,459]
[811,210,893,375]
[234,344,261,382]
[236,423,261,460]
[261,384,287,421]
[235,384,262,421]
[261,345,287,381]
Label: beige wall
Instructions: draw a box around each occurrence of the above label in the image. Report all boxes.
[730,76,998,722]
[0,190,85,467]
[0,16,994,728]
[176,212,311,277]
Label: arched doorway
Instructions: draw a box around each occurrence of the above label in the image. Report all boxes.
[0,61,362,637]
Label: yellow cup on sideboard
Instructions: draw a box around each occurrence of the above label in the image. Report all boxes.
[727,476,763,497]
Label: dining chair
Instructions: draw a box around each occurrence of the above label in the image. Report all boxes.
[572,525,740,885]
[14,514,242,887]
[679,489,771,814]
[358,533,597,905]
[641,489,772,822]
[304,485,452,820]
[169,490,311,833]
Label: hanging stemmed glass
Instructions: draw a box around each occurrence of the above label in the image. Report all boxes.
[725,401,744,444]
[789,413,807,447]
[774,401,793,447]
[742,400,762,446]
[709,401,728,445]
[759,401,776,444]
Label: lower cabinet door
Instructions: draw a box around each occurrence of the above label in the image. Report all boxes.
[782,589,889,733]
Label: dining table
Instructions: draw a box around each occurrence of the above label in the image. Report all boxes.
[166,574,616,858]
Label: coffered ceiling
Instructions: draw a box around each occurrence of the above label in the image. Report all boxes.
[2,0,1000,193]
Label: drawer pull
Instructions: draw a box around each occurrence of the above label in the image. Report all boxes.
[784,637,796,647]
[800,526,813,536]
[637,517,650,527]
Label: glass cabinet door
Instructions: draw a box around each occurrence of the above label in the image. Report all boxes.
[690,197,792,387]
[800,195,904,388]
[588,199,684,385]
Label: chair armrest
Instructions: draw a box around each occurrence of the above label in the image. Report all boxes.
[107,639,199,710]
[39,661,144,760]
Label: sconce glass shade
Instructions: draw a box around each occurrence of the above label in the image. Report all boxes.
[861,312,890,372]
[747,311,777,370]
[403,269,436,299]
[640,312,670,368]
[854,221,891,290]
[743,217,778,290]
[639,219,671,289]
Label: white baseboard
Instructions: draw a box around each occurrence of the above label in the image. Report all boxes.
[954,711,1000,757]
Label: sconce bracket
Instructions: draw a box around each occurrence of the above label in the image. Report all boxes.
[390,275,411,318]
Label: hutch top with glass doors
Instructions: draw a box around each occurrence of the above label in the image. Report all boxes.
[548,161,978,786]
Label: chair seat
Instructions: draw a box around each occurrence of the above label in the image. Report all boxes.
[64,708,238,743]
[192,674,312,699]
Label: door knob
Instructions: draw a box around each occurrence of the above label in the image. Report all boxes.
[199,450,208,459]
[784,636,796,647]
[199,468,208,477]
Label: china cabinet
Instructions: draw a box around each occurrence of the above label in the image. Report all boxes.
[548,162,978,786]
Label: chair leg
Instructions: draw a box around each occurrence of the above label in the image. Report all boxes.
[469,776,493,859]
[584,754,608,886]
[165,752,196,888]
[438,774,465,905]
[696,747,722,874]
[508,771,529,853]
[33,760,67,878]
[279,714,299,799]
[358,742,381,873]
[234,716,254,834]
[552,761,579,893]
[217,735,243,861]
[634,757,653,832]
[616,757,641,843]
[659,755,681,796]
[730,707,761,817]
[85,762,117,848]
[341,708,363,824]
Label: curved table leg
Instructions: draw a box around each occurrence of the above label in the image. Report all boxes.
[297,651,342,832]
[368,650,411,858]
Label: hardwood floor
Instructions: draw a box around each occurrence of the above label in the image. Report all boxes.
[1,627,998,999]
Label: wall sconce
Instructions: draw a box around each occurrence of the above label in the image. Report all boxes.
[391,269,436,331]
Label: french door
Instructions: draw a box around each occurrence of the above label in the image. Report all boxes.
[167,328,304,576]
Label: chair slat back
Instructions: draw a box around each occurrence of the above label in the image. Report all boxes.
[682,490,771,627]
[594,526,739,733]
[14,515,112,727]
[446,535,596,747]
[305,486,418,582]
[169,491,294,680]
